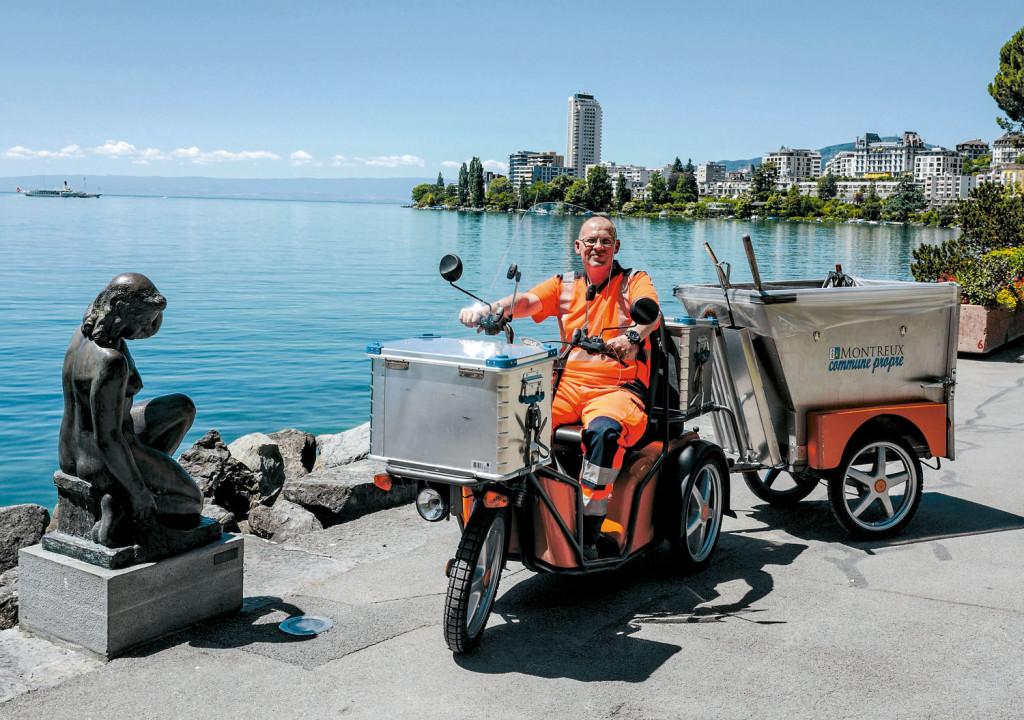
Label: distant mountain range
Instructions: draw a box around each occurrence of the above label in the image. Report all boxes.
[2,175,431,203]
[714,136,919,172]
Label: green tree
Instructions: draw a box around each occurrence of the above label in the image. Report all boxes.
[751,161,779,202]
[546,173,574,202]
[412,183,434,204]
[956,181,1024,255]
[764,193,785,217]
[936,203,957,227]
[784,185,803,218]
[564,178,587,206]
[615,173,631,210]
[485,177,516,211]
[647,170,669,205]
[962,155,992,175]
[436,172,444,191]
[861,182,882,221]
[817,172,838,201]
[458,163,469,205]
[675,158,698,202]
[883,175,925,222]
[735,193,753,218]
[445,183,459,205]
[585,166,614,211]
[989,26,1024,136]
[469,157,485,207]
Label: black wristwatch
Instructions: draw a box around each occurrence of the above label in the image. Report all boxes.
[625,329,641,346]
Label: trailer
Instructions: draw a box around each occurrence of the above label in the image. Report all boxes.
[670,239,960,539]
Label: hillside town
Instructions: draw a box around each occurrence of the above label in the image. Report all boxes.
[413,92,1024,222]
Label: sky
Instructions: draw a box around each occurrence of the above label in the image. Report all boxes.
[1,1,1022,180]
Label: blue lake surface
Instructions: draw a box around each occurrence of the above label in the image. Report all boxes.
[0,194,957,509]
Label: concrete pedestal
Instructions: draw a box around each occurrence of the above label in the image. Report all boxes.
[18,534,243,659]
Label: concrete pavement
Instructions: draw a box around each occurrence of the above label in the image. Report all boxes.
[2,342,1023,720]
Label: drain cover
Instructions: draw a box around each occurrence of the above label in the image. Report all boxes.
[279,615,334,636]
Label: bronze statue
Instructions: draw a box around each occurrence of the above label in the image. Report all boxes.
[58,273,203,548]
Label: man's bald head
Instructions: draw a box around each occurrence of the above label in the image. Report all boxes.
[578,216,617,241]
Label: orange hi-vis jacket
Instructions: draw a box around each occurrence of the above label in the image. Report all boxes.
[529,262,659,393]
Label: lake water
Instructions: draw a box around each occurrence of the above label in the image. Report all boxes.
[0,194,957,509]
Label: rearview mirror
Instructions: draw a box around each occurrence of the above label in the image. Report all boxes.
[439,254,463,283]
[629,297,660,326]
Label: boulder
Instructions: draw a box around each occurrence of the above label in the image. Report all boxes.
[284,458,415,524]
[315,423,371,470]
[228,433,286,506]
[177,430,258,517]
[0,505,50,574]
[266,429,317,481]
[248,499,323,542]
[0,567,17,631]
[201,499,239,534]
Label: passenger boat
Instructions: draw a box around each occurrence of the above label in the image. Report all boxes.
[21,181,100,198]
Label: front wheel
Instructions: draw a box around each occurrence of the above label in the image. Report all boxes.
[443,507,507,653]
[743,468,819,507]
[827,436,923,539]
[671,451,725,571]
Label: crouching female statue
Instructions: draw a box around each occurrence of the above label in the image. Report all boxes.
[59,273,203,547]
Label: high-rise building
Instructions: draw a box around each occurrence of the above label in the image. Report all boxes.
[566,92,602,178]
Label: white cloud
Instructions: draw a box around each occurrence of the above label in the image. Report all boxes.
[441,160,461,168]
[2,144,85,160]
[90,141,169,164]
[170,147,282,164]
[361,154,425,168]
[482,159,508,174]
[290,150,318,166]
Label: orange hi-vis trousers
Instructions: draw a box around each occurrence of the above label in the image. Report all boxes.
[552,376,648,517]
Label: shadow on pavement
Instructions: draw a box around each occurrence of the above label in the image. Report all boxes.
[746,492,1024,551]
[454,533,806,680]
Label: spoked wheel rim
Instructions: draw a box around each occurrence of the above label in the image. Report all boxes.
[465,513,506,638]
[836,440,919,533]
[684,462,723,562]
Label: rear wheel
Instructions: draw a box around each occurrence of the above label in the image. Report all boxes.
[443,507,507,653]
[743,468,819,507]
[672,452,725,571]
[827,436,923,539]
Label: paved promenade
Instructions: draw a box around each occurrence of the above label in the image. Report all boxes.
[3,343,1024,719]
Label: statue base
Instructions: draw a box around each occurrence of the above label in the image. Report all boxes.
[18,534,243,659]
[52,471,221,569]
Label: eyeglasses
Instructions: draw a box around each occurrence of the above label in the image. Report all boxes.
[580,237,615,247]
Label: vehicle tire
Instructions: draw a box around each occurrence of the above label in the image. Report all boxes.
[743,468,819,507]
[443,506,507,653]
[827,436,923,539]
[671,450,725,571]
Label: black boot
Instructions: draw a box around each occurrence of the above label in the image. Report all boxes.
[582,515,604,561]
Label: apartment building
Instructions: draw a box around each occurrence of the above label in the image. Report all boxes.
[508,151,565,188]
[697,161,727,184]
[956,139,990,160]
[992,133,1024,165]
[922,175,977,206]
[587,162,653,195]
[566,93,602,178]
[824,132,926,178]
[763,148,822,179]
[913,148,963,181]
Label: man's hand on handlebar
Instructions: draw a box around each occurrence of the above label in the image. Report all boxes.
[459,302,491,331]
[605,334,639,361]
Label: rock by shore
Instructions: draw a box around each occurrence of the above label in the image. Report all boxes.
[0,422,398,629]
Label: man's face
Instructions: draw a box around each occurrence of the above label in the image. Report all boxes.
[574,219,619,272]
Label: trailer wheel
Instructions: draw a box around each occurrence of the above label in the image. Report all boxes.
[443,506,507,653]
[671,450,725,571]
[827,436,923,539]
[743,468,819,507]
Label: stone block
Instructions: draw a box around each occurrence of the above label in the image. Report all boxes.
[958,303,1024,354]
[18,535,243,659]
[284,458,415,523]
[314,423,370,469]
[0,504,50,573]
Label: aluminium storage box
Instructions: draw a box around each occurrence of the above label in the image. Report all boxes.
[367,335,555,483]
[665,316,719,412]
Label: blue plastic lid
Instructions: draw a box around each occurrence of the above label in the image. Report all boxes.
[486,354,518,368]
[366,342,382,355]
[673,316,696,325]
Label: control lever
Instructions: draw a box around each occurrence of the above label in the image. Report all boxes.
[571,327,627,367]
